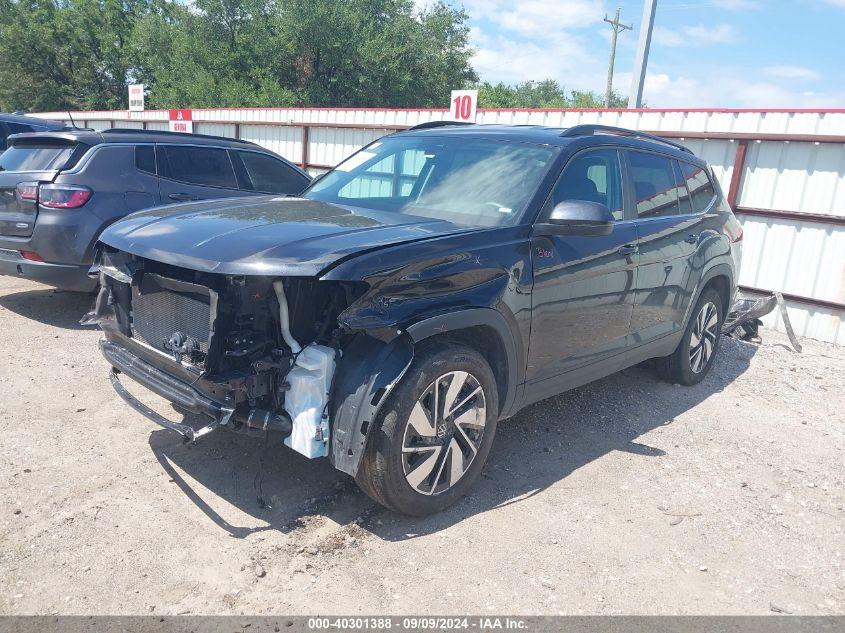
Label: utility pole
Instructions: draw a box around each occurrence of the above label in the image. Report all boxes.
[629,0,657,108]
[604,7,631,107]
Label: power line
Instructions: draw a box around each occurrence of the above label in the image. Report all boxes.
[604,7,632,107]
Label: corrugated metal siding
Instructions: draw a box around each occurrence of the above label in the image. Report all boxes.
[29,107,845,344]
[238,124,301,164]
[740,141,845,217]
[193,122,237,138]
[308,127,386,167]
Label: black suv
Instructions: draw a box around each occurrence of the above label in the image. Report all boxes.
[0,129,310,291]
[90,123,743,516]
[0,113,67,150]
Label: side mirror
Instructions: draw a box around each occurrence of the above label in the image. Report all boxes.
[535,200,614,237]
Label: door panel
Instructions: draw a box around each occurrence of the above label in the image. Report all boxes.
[528,225,639,382]
[627,151,707,343]
[631,214,705,341]
[527,147,637,385]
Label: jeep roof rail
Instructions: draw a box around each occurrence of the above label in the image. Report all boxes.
[103,127,260,147]
[561,124,693,154]
[407,120,476,131]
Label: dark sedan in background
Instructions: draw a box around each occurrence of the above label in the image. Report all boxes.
[0,128,310,291]
[0,112,67,150]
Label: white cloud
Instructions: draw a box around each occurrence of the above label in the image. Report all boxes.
[639,72,845,108]
[654,23,734,47]
[822,0,845,7]
[471,28,602,91]
[464,0,604,35]
[763,65,822,81]
[711,0,759,9]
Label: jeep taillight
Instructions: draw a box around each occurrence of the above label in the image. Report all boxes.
[15,182,38,201]
[38,184,92,209]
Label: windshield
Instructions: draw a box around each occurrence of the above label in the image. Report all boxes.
[304,136,558,227]
[0,142,76,172]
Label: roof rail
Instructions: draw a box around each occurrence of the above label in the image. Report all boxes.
[407,120,476,131]
[561,124,693,154]
[103,127,260,146]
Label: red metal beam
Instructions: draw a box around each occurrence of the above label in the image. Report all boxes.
[739,285,845,312]
[735,206,845,226]
[301,126,309,170]
[726,140,748,207]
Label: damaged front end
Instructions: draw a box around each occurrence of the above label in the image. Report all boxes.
[86,247,412,470]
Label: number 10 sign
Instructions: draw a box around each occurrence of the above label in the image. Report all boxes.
[449,89,478,123]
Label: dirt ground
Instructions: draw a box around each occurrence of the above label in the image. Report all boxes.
[0,275,843,616]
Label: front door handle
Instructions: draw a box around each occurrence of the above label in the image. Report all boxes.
[169,193,199,202]
[684,233,699,244]
[618,244,639,256]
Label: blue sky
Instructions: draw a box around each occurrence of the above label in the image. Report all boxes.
[436,0,845,108]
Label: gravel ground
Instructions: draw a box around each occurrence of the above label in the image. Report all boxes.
[0,275,843,616]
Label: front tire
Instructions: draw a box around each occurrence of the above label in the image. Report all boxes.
[356,342,498,516]
[657,288,723,386]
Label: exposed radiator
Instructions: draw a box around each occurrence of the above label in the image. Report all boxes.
[130,274,213,363]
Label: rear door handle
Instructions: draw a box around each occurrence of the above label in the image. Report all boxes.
[684,233,699,244]
[618,244,639,256]
[169,193,199,202]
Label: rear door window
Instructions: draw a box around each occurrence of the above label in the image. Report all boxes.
[679,161,717,213]
[232,151,309,194]
[159,145,237,188]
[628,151,680,218]
[0,142,77,172]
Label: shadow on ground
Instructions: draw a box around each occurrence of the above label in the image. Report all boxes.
[0,287,93,330]
[150,336,758,541]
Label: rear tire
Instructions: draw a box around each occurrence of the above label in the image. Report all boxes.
[356,342,498,516]
[657,288,723,386]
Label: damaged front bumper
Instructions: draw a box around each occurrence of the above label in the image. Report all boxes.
[101,338,293,442]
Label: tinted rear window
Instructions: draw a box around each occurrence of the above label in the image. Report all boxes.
[135,145,156,174]
[160,145,237,188]
[0,143,76,172]
[6,123,35,135]
[234,151,308,194]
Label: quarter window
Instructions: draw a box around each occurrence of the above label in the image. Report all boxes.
[672,160,693,215]
[628,151,680,218]
[679,161,716,213]
[135,145,156,175]
[550,148,624,220]
[159,145,237,188]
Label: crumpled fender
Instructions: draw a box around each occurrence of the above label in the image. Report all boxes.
[329,331,414,476]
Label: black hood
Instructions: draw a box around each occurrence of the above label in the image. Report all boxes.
[98,196,472,276]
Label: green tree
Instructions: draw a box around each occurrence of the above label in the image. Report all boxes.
[0,0,153,111]
[478,80,628,109]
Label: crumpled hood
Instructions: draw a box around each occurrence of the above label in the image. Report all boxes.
[99,196,472,276]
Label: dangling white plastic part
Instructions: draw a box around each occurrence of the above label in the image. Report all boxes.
[283,344,336,458]
[272,280,301,355]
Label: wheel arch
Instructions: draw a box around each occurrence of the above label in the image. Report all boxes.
[688,262,735,323]
[405,308,520,419]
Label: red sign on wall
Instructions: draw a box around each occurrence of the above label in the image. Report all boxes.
[168,109,193,133]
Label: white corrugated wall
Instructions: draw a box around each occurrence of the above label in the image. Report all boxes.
[32,107,845,344]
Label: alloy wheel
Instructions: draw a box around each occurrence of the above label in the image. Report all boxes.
[401,370,487,496]
[689,301,718,374]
